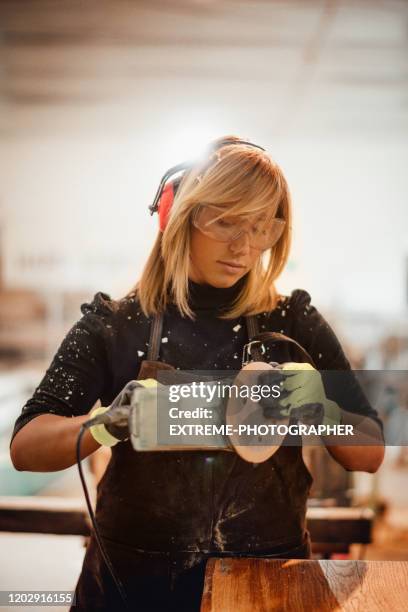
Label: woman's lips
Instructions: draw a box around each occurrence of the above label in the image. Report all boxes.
[217,260,246,274]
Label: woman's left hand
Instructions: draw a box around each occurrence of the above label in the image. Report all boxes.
[279,363,341,426]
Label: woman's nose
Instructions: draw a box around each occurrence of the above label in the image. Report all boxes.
[228,230,251,255]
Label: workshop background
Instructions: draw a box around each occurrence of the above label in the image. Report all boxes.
[0,0,408,605]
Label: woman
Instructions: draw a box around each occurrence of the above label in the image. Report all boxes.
[9,136,384,610]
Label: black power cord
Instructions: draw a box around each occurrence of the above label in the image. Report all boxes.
[76,425,129,610]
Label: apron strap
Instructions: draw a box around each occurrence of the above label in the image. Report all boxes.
[245,314,260,340]
[147,313,164,361]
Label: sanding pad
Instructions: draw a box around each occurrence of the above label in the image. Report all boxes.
[226,361,288,463]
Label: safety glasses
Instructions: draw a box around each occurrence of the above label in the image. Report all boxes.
[192,204,286,250]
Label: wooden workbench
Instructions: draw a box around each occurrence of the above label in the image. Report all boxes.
[201,558,408,612]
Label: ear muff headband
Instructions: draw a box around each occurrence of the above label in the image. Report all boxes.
[149,139,265,232]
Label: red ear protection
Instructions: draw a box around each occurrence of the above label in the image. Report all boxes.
[157,181,176,232]
[149,139,265,233]
[156,176,183,232]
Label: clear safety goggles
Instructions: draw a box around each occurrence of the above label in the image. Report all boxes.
[192,204,286,250]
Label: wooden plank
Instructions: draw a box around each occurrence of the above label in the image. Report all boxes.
[0,507,89,536]
[0,496,87,512]
[320,560,408,612]
[201,559,408,612]
[307,507,373,545]
[201,558,338,612]
[307,508,374,521]
[0,496,89,536]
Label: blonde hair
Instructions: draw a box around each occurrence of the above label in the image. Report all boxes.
[131,135,292,319]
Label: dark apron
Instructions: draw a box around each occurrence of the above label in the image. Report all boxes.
[71,314,313,611]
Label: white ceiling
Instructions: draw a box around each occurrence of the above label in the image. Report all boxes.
[1,0,407,141]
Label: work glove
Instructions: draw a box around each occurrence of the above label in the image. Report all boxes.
[259,363,341,426]
[89,379,158,446]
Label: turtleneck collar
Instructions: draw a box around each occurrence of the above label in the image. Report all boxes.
[187,274,248,315]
